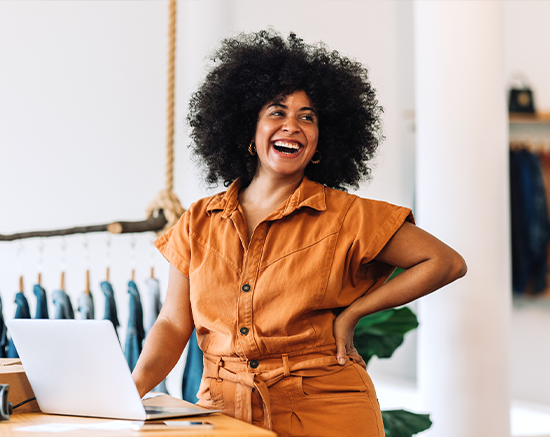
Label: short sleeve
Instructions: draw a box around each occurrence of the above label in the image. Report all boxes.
[344,197,415,287]
[154,207,192,278]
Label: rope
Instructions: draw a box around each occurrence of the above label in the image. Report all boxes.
[146,190,185,236]
[147,0,184,236]
[166,0,176,193]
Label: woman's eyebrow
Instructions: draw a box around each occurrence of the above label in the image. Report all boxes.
[267,103,317,115]
[267,103,287,110]
[301,106,317,115]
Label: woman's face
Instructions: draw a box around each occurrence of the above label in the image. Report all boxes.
[253,90,319,181]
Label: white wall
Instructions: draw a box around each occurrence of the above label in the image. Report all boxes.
[504,1,550,110]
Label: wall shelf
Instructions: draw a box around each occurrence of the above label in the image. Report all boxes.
[509,112,550,124]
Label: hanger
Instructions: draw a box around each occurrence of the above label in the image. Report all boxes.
[16,242,25,295]
[150,236,155,279]
[105,234,112,282]
[37,239,44,286]
[83,237,91,294]
[60,237,67,290]
[130,236,136,281]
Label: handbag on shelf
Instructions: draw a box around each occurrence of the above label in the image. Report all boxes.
[508,74,536,114]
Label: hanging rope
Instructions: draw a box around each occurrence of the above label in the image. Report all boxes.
[147,0,184,236]
[166,0,176,193]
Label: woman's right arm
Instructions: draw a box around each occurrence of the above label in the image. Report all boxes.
[132,264,195,398]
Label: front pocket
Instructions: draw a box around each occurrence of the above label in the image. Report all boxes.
[298,363,369,399]
[208,378,225,410]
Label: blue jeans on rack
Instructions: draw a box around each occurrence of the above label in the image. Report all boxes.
[144,277,168,394]
[7,292,31,358]
[124,280,145,372]
[182,329,203,403]
[0,296,8,358]
[78,292,95,320]
[33,284,49,319]
[52,289,74,319]
[101,281,119,333]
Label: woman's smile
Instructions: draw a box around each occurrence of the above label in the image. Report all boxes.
[272,140,303,156]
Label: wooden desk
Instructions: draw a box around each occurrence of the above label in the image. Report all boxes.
[0,395,276,437]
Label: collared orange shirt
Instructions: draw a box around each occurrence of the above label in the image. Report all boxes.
[155,177,414,360]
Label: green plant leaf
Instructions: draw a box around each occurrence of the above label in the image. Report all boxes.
[382,410,432,437]
[354,307,418,365]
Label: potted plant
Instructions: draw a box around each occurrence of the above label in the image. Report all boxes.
[354,305,432,437]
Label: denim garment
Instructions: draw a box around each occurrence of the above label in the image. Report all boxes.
[0,296,8,358]
[124,280,145,372]
[101,281,119,331]
[33,284,49,319]
[7,292,31,358]
[145,278,162,335]
[144,278,168,393]
[182,329,203,403]
[510,149,550,293]
[78,292,95,319]
[52,289,75,319]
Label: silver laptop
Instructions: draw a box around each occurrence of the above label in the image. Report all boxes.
[6,319,219,421]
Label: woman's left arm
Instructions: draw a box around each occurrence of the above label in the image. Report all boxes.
[334,221,467,368]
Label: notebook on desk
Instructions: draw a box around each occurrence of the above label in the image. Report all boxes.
[6,319,220,421]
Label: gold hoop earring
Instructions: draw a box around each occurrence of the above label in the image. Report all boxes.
[310,150,321,164]
[248,140,256,156]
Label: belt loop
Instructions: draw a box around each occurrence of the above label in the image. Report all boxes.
[282,354,290,378]
[216,357,223,381]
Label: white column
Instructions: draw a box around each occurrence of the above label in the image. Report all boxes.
[414,2,511,437]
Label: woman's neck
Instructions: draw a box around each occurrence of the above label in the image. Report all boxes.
[238,173,304,242]
[240,172,303,210]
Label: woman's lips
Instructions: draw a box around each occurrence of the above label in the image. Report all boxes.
[272,140,302,156]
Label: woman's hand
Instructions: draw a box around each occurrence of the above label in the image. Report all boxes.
[333,311,367,370]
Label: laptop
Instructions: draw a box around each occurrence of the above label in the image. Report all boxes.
[6,319,220,421]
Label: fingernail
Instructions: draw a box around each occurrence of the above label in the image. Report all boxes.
[338,358,346,365]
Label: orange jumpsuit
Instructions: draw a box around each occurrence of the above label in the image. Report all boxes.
[155,177,413,437]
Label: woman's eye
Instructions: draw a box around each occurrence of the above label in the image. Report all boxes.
[271,110,284,116]
[301,114,315,122]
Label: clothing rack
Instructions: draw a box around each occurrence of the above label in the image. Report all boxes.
[0,211,168,242]
[509,113,550,298]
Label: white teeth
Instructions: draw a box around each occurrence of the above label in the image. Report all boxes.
[273,141,300,149]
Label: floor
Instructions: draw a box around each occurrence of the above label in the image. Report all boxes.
[372,374,550,437]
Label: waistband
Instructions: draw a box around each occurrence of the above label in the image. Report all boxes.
[201,346,354,430]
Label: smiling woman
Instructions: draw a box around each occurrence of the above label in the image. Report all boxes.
[131,30,467,437]
[187,30,381,190]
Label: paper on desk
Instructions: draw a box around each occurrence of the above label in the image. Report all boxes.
[142,391,165,400]
[15,421,134,433]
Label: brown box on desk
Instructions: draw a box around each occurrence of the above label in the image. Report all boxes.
[0,358,41,414]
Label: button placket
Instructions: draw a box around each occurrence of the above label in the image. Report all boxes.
[237,222,268,358]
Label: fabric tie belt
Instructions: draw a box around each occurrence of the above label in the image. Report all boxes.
[202,346,352,430]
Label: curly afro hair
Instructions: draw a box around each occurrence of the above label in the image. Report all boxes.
[187,30,382,190]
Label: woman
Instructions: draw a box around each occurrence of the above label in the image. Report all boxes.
[132,31,467,437]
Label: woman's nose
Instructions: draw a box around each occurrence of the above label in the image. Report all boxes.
[282,118,299,134]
